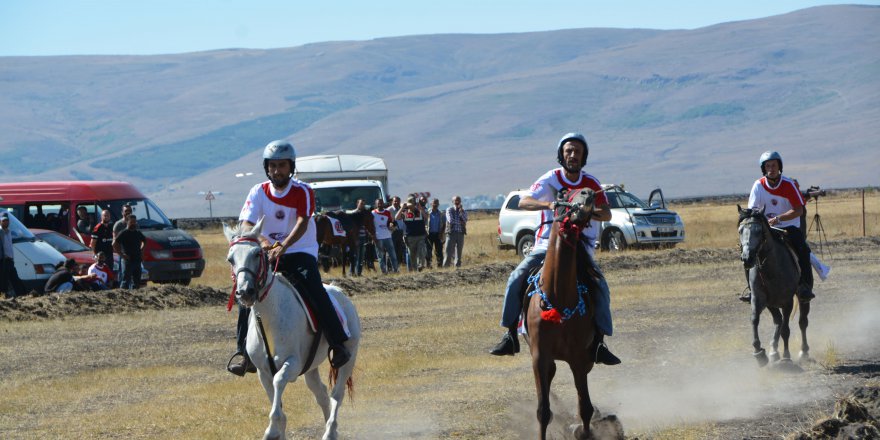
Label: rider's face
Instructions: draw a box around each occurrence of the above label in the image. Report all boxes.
[267,159,292,187]
[763,160,781,179]
[562,141,585,172]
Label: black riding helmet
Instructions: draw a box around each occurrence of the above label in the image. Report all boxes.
[557,132,589,168]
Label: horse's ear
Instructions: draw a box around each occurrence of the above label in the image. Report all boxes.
[253,216,265,237]
[737,204,743,213]
[759,207,766,216]
[222,222,236,243]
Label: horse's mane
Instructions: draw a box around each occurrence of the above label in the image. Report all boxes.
[739,207,766,224]
[227,222,260,241]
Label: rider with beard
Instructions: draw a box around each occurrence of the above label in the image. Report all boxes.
[741,151,814,303]
[490,133,621,365]
[227,140,351,376]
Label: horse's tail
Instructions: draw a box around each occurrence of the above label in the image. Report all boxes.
[328,367,355,402]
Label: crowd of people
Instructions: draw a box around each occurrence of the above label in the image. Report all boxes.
[335,193,469,276]
[41,204,146,294]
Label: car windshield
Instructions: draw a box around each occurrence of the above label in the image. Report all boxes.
[0,211,37,243]
[100,199,173,230]
[314,186,383,212]
[606,191,649,209]
[36,231,90,253]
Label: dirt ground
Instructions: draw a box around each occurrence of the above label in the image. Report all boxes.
[2,237,878,439]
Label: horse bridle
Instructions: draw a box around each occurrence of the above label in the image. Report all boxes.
[551,189,601,248]
[739,215,769,270]
[226,237,278,311]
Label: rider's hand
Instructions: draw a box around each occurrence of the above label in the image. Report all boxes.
[268,243,285,261]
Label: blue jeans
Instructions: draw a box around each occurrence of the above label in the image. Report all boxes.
[349,239,366,276]
[375,238,398,273]
[499,246,613,336]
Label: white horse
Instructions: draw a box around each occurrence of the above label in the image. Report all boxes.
[224,218,361,440]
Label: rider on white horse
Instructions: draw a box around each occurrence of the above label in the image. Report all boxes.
[490,132,620,365]
[741,150,815,303]
[228,140,352,376]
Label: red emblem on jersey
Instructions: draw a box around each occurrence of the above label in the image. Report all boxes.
[530,183,542,191]
[275,210,285,219]
[771,199,778,206]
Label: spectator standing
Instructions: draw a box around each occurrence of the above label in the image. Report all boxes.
[371,198,398,274]
[396,196,427,271]
[0,213,26,299]
[388,196,407,269]
[349,199,371,276]
[444,196,468,268]
[425,198,446,269]
[112,204,133,238]
[113,215,146,289]
[90,209,114,258]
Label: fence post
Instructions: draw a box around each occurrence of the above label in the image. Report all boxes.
[863,189,867,237]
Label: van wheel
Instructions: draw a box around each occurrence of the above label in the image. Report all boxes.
[604,229,627,252]
[516,234,535,257]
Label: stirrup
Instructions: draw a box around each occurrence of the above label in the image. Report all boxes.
[739,287,752,303]
[595,342,621,366]
[226,352,249,377]
[328,345,351,369]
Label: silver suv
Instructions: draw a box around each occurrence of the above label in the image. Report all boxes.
[497,190,542,256]
[597,184,685,251]
[497,185,685,255]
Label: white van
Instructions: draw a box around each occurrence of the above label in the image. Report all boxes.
[2,211,65,294]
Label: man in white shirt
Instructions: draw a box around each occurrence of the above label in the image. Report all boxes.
[743,151,814,302]
[490,133,620,365]
[228,140,351,376]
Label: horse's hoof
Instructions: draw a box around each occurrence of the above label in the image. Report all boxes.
[570,423,591,439]
[799,351,811,362]
[769,351,780,363]
[754,349,769,367]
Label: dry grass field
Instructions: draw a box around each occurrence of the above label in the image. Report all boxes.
[0,191,877,439]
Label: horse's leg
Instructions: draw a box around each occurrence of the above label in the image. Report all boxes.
[322,351,357,440]
[263,358,296,440]
[304,369,331,421]
[780,305,793,360]
[798,300,811,362]
[767,307,783,362]
[751,301,769,367]
[568,359,594,440]
[532,352,556,440]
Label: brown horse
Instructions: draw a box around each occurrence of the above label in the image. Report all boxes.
[314,209,376,277]
[525,189,601,439]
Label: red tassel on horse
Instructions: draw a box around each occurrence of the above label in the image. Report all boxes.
[541,308,563,323]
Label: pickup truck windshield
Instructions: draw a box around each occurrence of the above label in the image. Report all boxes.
[315,186,383,212]
[606,192,649,209]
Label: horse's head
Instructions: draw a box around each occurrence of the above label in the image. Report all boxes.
[737,205,767,269]
[223,217,269,307]
[553,189,596,233]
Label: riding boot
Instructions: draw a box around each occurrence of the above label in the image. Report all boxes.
[328,344,352,369]
[227,352,257,376]
[490,327,520,356]
[593,333,621,365]
[739,268,752,303]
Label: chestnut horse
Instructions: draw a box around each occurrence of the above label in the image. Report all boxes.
[525,189,602,439]
[314,209,375,277]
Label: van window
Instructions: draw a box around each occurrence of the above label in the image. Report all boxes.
[75,203,100,235]
[24,203,70,234]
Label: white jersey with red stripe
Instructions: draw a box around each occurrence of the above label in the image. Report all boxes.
[371,209,395,240]
[239,179,319,257]
[528,168,609,251]
[747,175,805,229]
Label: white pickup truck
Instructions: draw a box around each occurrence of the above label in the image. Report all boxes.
[497,185,685,255]
[295,155,388,212]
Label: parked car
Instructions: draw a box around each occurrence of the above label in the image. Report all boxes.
[497,190,542,256]
[31,228,149,286]
[0,212,65,293]
[0,181,204,285]
[596,184,685,251]
[498,185,685,256]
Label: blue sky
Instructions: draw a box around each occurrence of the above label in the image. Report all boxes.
[1,1,873,56]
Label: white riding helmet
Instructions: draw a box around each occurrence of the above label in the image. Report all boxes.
[557,132,589,167]
[759,150,783,174]
[262,140,296,178]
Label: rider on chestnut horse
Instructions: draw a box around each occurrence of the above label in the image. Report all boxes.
[490,132,620,366]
